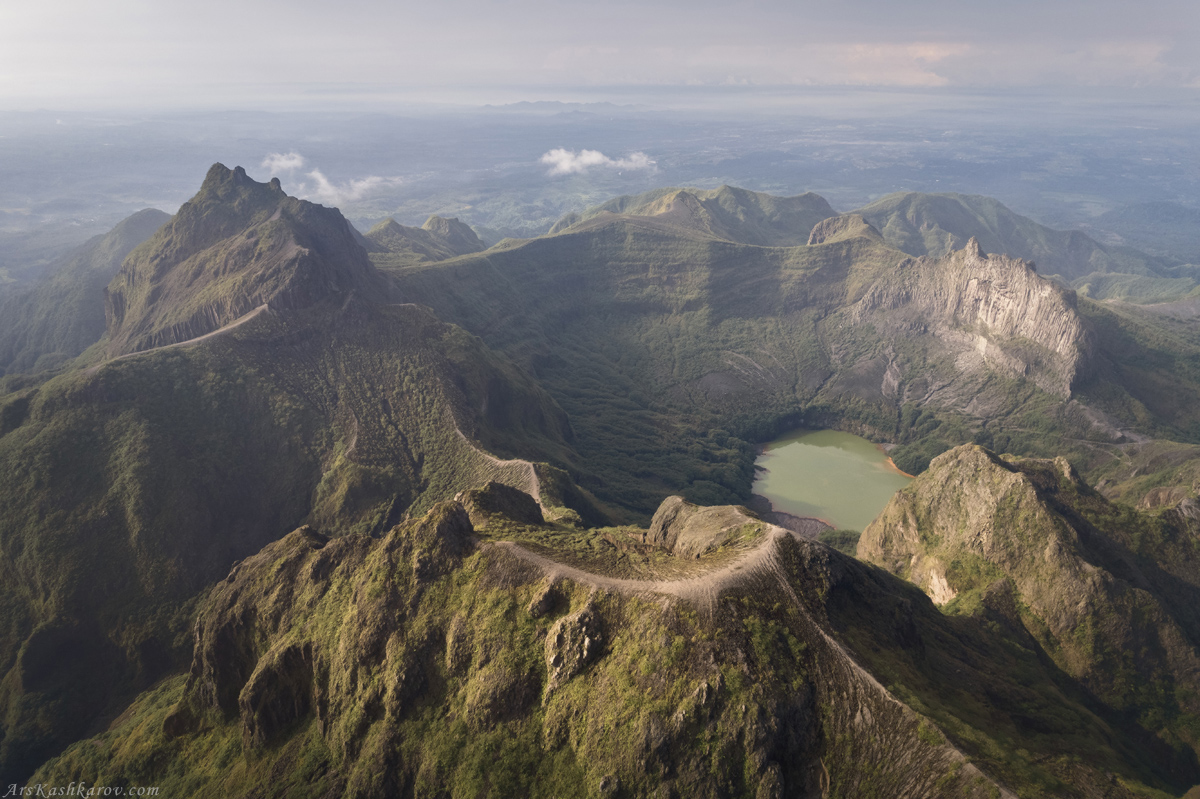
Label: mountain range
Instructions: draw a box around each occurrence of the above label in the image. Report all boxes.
[1,165,1199,797]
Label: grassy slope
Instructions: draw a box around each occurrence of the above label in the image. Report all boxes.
[28,496,1193,798]
[0,297,579,784]
[860,445,1200,791]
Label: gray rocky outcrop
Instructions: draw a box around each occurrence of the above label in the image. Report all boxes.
[852,238,1094,397]
[646,496,759,557]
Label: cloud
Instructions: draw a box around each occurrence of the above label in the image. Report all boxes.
[261,151,306,173]
[540,148,656,176]
[302,169,402,206]
[256,152,402,207]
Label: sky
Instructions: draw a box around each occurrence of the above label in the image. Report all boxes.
[1,0,1199,109]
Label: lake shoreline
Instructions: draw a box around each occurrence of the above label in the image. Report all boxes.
[744,493,833,539]
[753,429,914,531]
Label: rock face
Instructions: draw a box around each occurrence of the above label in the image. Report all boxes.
[456,481,544,530]
[104,164,388,356]
[806,213,883,246]
[543,599,603,696]
[859,443,1200,772]
[646,495,758,557]
[853,239,1094,396]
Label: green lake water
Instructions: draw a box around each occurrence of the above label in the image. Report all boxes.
[753,429,913,531]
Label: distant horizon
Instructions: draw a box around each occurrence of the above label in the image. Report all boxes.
[4,0,1198,111]
[4,83,1200,118]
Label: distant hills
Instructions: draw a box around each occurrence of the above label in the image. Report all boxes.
[0,208,169,374]
[853,191,1171,280]
[1094,200,1200,263]
[549,185,835,248]
[363,214,486,265]
[553,186,1197,303]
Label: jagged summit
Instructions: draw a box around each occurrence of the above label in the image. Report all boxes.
[103,163,387,357]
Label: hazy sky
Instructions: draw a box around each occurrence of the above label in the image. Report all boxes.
[2,0,1199,108]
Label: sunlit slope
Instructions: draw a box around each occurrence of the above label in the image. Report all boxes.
[32,488,1199,798]
[860,443,1200,789]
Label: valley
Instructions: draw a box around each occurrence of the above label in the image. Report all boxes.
[1,164,1199,797]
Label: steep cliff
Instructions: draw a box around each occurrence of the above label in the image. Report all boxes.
[851,238,1094,397]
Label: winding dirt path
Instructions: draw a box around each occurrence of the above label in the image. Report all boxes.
[489,523,795,608]
[491,522,1018,798]
[84,304,271,375]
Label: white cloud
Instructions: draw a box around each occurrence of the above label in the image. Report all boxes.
[540,148,656,176]
[301,169,402,206]
[261,151,306,173]
[255,152,402,207]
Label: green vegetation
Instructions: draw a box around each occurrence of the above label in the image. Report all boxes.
[859,444,1200,792]
[817,528,861,555]
[0,295,579,783]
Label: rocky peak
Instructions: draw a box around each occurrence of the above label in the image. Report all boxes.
[103,163,386,356]
[859,443,1200,733]
[364,215,485,261]
[646,495,760,557]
